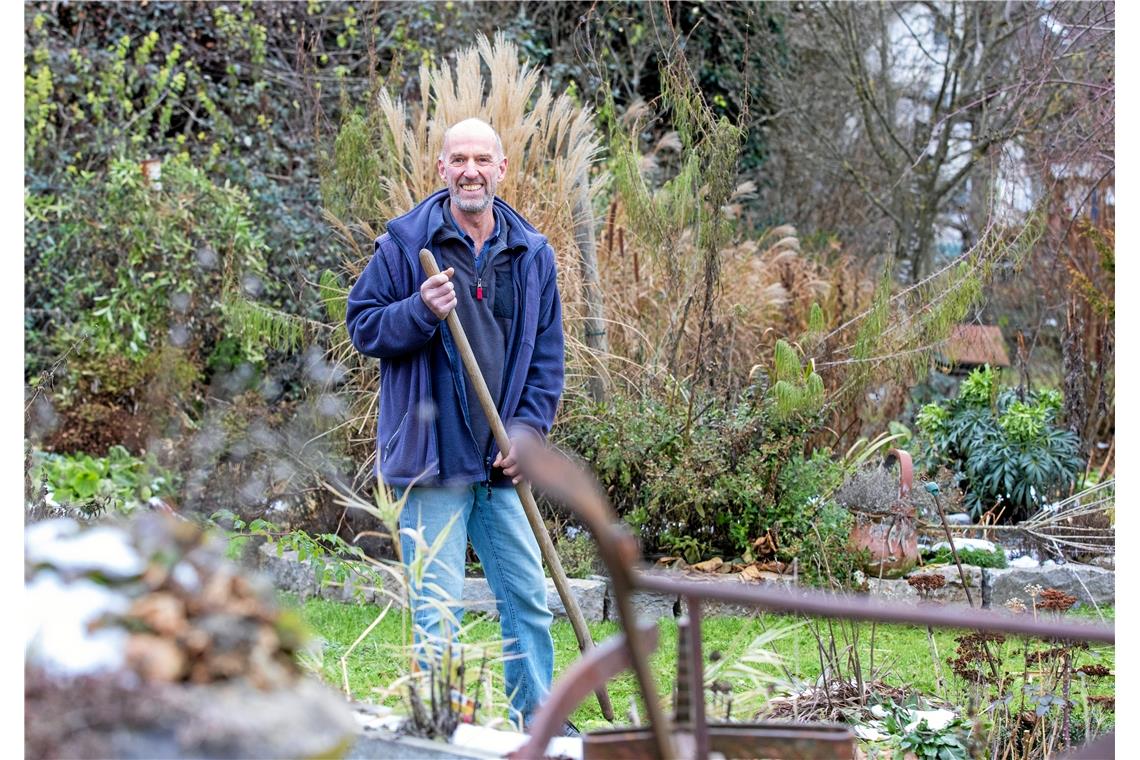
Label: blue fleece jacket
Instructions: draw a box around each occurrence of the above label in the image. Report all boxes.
[345,189,565,487]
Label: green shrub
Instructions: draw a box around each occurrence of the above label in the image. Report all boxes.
[554,387,844,569]
[27,153,278,400]
[915,366,1083,522]
[23,4,336,381]
[554,530,603,580]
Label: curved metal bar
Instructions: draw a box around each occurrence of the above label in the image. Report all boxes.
[636,574,1113,644]
[515,438,1114,760]
[511,623,659,760]
[517,441,676,759]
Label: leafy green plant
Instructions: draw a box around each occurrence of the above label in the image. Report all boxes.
[211,509,383,598]
[28,153,279,405]
[554,384,848,578]
[877,699,971,760]
[29,445,177,516]
[922,546,1008,569]
[915,367,1084,522]
[770,340,826,422]
[843,430,909,470]
[554,529,602,579]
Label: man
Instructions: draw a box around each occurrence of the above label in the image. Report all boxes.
[345,118,566,730]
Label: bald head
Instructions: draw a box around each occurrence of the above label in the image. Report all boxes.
[437,117,508,216]
[439,118,504,161]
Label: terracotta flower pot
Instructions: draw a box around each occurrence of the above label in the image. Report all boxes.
[848,449,919,579]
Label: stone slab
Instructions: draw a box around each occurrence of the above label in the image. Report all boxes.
[865,577,919,604]
[1088,555,1114,571]
[985,563,1114,610]
[347,733,495,760]
[258,542,605,621]
[462,576,606,623]
[258,542,1115,619]
[691,573,799,618]
[605,571,679,623]
[607,569,806,622]
[257,542,393,605]
[105,679,357,759]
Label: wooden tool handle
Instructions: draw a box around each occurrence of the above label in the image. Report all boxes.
[418,249,515,458]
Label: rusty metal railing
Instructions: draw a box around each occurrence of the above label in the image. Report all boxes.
[511,442,1114,760]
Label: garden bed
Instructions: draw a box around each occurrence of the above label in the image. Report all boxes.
[291,594,1114,757]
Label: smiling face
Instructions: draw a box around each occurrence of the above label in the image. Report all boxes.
[437,120,507,216]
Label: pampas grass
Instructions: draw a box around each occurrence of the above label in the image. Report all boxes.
[320,33,605,483]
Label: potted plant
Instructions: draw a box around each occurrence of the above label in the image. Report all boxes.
[835,449,919,578]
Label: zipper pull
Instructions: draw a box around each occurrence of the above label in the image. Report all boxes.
[476,277,484,301]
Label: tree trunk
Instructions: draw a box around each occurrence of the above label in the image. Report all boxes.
[573,183,608,404]
[1062,300,1088,456]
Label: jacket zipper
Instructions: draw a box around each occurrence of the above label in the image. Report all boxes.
[482,252,530,478]
[383,411,408,461]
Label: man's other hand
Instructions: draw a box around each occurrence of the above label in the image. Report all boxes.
[493,438,524,485]
[421,266,457,320]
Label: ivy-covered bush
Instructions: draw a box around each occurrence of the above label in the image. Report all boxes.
[23,2,335,384]
[23,151,312,477]
[915,366,1084,522]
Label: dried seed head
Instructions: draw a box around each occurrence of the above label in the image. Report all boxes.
[1035,588,1078,612]
[1078,664,1111,677]
[1004,598,1027,614]
[1088,696,1115,711]
[907,573,947,593]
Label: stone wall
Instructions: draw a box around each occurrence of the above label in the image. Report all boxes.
[255,542,607,621]
[255,542,1113,622]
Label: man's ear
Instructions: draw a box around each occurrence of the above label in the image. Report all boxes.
[437,158,446,181]
[497,157,508,181]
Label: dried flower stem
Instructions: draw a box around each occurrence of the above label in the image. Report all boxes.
[926,624,946,698]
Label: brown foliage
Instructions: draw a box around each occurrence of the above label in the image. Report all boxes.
[1034,588,1078,613]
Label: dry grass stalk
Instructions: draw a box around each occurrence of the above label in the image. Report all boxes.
[759,679,912,723]
[598,193,843,393]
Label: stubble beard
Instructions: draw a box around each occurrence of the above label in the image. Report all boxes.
[450,185,494,214]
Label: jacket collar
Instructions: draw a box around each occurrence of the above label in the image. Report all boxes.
[386,189,541,265]
[431,201,506,252]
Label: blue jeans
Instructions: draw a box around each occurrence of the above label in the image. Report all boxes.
[396,484,555,726]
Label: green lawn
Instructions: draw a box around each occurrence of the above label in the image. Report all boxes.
[285,593,1114,733]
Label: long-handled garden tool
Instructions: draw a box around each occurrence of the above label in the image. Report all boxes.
[418,248,615,723]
